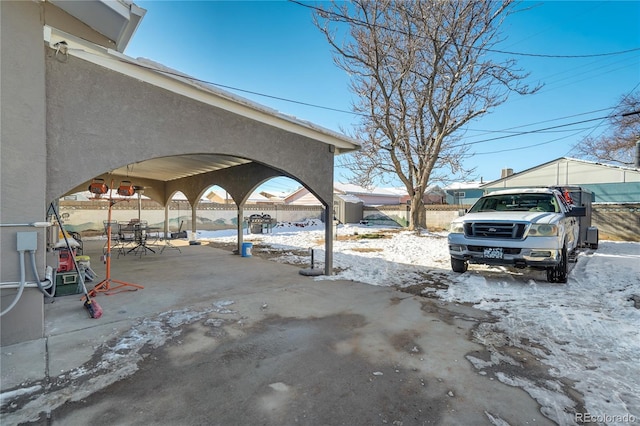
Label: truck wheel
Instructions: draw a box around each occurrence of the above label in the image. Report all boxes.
[557,246,568,283]
[546,246,568,283]
[451,257,468,273]
[546,267,555,283]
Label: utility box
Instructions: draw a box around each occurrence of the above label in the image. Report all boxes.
[17,232,38,251]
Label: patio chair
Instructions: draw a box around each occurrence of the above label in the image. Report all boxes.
[103,220,126,257]
[118,221,137,255]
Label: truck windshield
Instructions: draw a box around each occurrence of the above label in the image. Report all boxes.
[469,194,558,213]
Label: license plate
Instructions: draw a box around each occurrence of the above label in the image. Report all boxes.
[483,248,504,259]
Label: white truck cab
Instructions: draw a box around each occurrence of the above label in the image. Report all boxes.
[448,187,598,283]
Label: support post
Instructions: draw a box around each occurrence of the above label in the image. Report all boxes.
[237,205,244,254]
[324,206,333,276]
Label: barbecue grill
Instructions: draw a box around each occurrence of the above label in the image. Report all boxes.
[246,214,276,234]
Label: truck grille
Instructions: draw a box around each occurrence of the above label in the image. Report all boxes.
[464,222,527,239]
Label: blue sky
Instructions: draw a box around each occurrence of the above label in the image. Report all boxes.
[125,1,640,193]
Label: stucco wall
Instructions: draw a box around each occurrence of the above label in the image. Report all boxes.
[0,1,49,345]
[1,5,337,346]
[44,53,335,207]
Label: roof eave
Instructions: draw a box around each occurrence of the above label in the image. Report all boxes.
[48,0,146,53]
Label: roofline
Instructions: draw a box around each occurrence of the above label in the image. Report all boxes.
[43,26,360,155]
[48,0,146,52]
[488,188,557,194]
[480,156,640,188]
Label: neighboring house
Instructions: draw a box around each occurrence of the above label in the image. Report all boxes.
[481,157,640,203]
[284,184,391,208]
[206,189,275,204]
[284,187,326,206]
[259,191,288,204]
[285,183,445,207]
[247,193,272,204]
[444,182,485,206]
[205,189,234,204]
[205,189,272,204]
[334,183,403,206]
[284,184,398,206]
[428,187,447,204]
[382,185,445,205]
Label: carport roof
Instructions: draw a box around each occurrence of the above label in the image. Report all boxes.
[110,154,253,182]
[44,26,360,183]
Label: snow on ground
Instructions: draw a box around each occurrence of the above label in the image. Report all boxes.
[199,222,640,425]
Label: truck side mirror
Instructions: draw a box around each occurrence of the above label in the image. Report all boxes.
[566,206,586,217]
[458,209,467,217]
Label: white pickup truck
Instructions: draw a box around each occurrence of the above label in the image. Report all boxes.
[447,187,594,283]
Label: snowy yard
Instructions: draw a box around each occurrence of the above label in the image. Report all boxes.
[200,222,640,425]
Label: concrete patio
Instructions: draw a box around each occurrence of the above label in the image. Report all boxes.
[1,239,553,425]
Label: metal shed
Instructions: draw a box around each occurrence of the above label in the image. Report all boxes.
[481,157,640,203]
[333,194,364,224]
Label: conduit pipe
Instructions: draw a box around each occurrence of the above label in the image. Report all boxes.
[0,222,52,228]
[0,250,28,317]
[29,251,55,297]
[0,252,54,316]
[0,223,54,316]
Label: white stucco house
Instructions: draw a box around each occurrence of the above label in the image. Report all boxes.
[0,0,359,345]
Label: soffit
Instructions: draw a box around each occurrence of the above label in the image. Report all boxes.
[111,154,252,182]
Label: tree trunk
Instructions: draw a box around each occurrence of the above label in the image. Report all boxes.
[408,194,426,231]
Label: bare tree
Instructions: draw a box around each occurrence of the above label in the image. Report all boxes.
[572,91,640,166]
[313,0,538,229]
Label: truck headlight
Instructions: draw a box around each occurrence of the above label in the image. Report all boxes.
[528,224,558,237]
[449,222,465,234]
